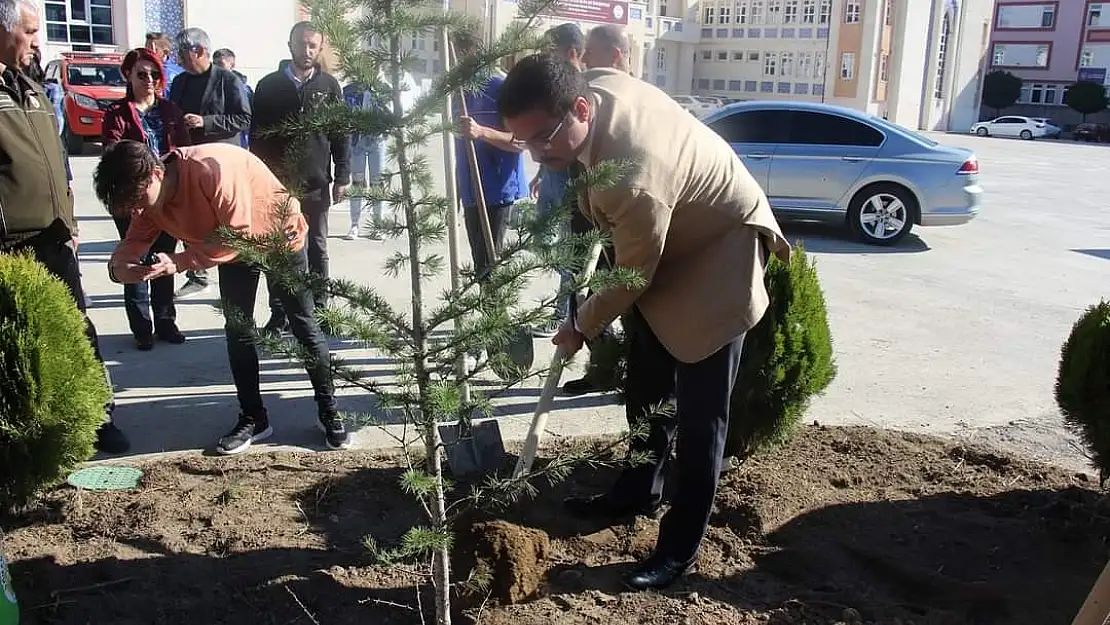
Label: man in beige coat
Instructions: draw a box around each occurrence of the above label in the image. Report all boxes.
[498,54,789,590]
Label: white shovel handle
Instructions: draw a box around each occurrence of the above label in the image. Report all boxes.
[513,242,606,479]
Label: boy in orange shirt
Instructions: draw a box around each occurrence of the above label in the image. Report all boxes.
[95,140,349,454]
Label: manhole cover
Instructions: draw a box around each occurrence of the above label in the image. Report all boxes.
[66,466,143,491]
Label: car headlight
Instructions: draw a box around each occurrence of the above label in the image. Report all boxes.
[72,93,97,110]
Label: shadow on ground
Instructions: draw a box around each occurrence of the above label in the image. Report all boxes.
[782,221,931,254]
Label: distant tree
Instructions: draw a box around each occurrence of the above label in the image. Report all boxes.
[981,70,1023,116]
[1064,81,1110,122]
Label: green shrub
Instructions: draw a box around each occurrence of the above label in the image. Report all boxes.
[0,253,109,511]
[585,244,836,460]
[725,244,836,459]
[1055,301,1110,484]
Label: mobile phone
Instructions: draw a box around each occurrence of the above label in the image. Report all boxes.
[139,252,160,266]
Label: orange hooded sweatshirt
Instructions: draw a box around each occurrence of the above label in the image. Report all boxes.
[111,143,307,271]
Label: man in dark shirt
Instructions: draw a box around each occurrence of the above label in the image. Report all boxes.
[168,27,251,299]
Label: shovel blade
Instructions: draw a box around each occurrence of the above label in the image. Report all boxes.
[440,418,506,477]
[490,329,535,381]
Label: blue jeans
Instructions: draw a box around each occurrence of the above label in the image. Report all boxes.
[113,216,177,338]
[350,137,388,227]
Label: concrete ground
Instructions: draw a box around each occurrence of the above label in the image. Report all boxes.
[69,132,1104,472]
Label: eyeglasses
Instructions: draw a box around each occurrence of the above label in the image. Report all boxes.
[517,114,570,152]
[135,70,161,82]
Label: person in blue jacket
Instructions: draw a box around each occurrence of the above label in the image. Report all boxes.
[214,48,253,148]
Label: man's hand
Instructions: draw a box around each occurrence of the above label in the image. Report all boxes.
[146,252,179,279]
[112,259,163,284]
[530,173,541,200]
[458,115,486,142]
[552,320,586,357]
[332,182,351,204]
[183,113,203,129]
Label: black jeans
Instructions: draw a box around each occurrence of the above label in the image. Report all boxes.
[269,192,330,321]
[113,217,177,339]
[612,306,744,564]
[463,201,511,282]
[218,247,336,417]
[2,228,113,421]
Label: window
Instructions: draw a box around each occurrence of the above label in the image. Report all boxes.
[787,111,884,146]
[660,1,668,16]
[798,51,813,78]
[751,0,765,24]
[844,0,860,24]
[718,50,729,61]
[44,0,114,48]
[996,3,1057,29]
[814,51,826,78]
[884,0,893,25]
[818,0,831,24]
[768,0,782,23]
[701,49,713,60]
[784,0,799,23]
[764,52,778,75]
[1089,4,1102,26]
[935,16,949,98]
[781,51,795,77]
[840,52,855,79]
[720,6,732,23]
[708,109,791,143]
[748,50,760,61]
[704,6,716,24]
[879,54,889,81]
[1020,83,1060,105]
[736,0,748,24]
[733,50,745,61]
[802,0,816,23]
[657,46,667,70]
[1081,47,1094,67]
[990,42,1050,68]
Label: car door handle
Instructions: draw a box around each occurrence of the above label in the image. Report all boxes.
[746,153,771,160]
[841,156,864,162]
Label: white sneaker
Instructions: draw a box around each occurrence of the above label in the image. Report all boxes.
[344,226,359,241]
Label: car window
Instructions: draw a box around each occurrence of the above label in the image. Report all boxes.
[707,109,791,144]
[66,64,126,87]
[45,61,59,82]
[786,110,884,147]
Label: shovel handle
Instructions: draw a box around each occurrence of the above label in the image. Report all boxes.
[513,242,606,479]
[450,41,498,261]
[1072,559,1110,625]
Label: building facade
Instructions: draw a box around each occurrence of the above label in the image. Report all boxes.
[986,0,1110,123]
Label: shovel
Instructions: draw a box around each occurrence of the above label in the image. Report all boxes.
[439,415,506,477]
[454,60,535,381]
[513,242,605,479]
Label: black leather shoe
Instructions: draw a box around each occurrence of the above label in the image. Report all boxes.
[135,335,154,351]
[156,326,187,344]
[622,554,696,591]
[564,493,661,520]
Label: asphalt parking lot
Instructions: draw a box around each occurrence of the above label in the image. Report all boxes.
[69,132,1106,470]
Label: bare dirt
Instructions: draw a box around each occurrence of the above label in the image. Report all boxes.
[4,424,1108,625]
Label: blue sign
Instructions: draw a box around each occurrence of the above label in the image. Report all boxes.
[1078,67,1107,84]
[630,7,642,19]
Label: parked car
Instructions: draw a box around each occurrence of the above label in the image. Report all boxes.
[43,52,127,154]
[969,116,1051,140]
[671,94,718,117]
[1072,122,1110,142]
[1031,117,1062,138]
[701,101,982,246]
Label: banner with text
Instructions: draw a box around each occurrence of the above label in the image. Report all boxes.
[549,0,630,25]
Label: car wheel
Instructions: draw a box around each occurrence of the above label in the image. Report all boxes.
[976,127,988,136]
[847,184,916,246]
[64,123,84,155]
[1020,129,1033,140]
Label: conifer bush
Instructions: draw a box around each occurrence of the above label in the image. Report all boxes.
[0,253,110,511]
[1055,300,1110,484]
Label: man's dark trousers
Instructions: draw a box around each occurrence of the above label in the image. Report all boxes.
[3,229,114,417]
[611,306,744,564]
[268,191,330,322]
[112,217,178,338]
[220,246,336,417]
[463,201,512,281]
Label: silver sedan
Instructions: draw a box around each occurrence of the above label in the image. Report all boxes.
[702,101,982,245]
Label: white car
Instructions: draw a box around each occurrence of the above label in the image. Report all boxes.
[1031,117,1063,138]
[970,116,1052,140]
[672,94,718,117]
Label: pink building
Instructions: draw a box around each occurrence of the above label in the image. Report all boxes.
[987,0,1110,118]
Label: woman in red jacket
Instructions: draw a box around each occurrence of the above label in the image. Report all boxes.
[102,47,191,350]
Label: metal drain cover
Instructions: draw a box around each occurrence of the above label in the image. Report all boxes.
[66,466,143,491]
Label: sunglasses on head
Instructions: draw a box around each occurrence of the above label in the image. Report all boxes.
[135,70,161,81]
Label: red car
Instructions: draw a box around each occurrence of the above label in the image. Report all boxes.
[43,52,126,153]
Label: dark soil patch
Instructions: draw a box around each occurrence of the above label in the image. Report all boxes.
[3,425,1108,625]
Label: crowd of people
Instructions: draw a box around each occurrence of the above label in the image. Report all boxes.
[1,0,787,591]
